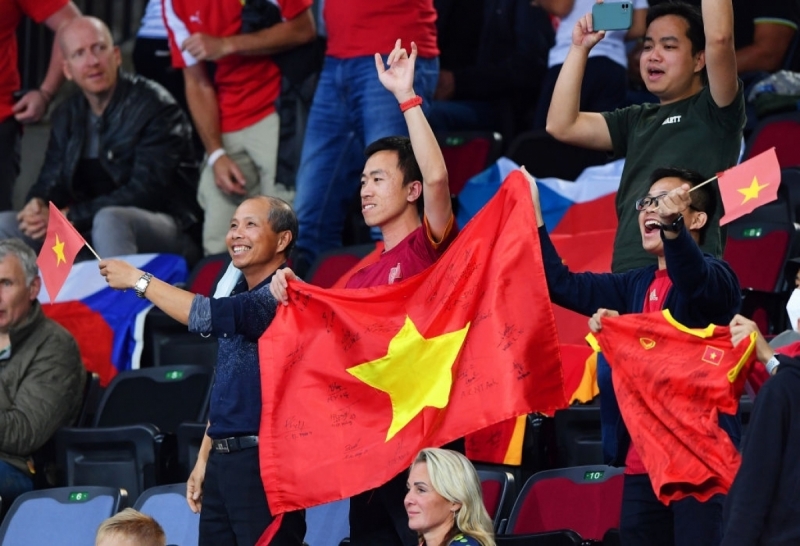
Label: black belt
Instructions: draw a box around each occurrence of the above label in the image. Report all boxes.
[211,435,259,453]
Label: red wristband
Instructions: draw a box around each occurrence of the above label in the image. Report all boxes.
[399,96,423,113]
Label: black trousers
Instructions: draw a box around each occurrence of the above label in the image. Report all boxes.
[0,117,21,212]
[619,473,724,546]
[200,448,306,546]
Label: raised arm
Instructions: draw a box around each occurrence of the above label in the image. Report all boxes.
[180,8,316,61]
[702,0,738,107]
[375,40,452,241]
[735,22,796,74]
[545,12,613,150]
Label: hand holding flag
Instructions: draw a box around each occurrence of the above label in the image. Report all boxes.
[36,202,97,302]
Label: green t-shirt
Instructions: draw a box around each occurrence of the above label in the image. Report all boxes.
[603,83,745,272]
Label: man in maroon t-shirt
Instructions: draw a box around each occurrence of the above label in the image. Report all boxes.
[271,40,456,546]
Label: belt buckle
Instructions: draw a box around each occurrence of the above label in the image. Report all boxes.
[215,438,231,453]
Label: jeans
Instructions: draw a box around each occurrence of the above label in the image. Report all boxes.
[0,460,33,509]
[292,55,438,275]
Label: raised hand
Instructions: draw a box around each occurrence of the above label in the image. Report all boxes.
[374,39,417,102]
[572,10,606,50]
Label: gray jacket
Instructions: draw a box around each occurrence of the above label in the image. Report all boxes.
[0,302,85,474]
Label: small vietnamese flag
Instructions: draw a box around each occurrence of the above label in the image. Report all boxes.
[718,147,781,226]
[37,202,88,302]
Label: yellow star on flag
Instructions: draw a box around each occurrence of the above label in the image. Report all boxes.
[52,234,66,266]
[737,176,769,204]
[347,316,470,441]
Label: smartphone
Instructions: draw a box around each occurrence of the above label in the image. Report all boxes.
[592,2,633,31]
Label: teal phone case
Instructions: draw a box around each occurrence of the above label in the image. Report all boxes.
[592,2,633,31]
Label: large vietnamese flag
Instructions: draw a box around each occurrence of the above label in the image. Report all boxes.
[258,170,568,514]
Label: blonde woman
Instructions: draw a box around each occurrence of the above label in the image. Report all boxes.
[405,448,495,546]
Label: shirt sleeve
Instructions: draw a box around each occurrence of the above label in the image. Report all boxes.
[188,285,278,341]
[602,104,639,160]
[19,0,68,24]
[278,0,313,22]
[162,0,198,68]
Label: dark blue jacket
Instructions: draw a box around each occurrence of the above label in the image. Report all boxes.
[539,225,742,464]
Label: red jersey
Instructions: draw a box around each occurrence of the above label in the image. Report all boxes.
[593,310,757,504]
[323,0,439,59]
[1,0,67,121]
[345,217,457,289]
[163,0,311,133]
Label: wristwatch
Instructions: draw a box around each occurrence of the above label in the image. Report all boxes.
[765,354,781,376]
[134,272,153,298]
[660,214,684,233]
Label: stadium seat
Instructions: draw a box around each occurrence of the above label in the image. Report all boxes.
[476,468,516,532]
[0,486,125,546]
[305,498,350,546]
[506,130,609,181]
[743,112,800,168]
[134,483,199,546]
[504,465,625,542]
[176,421,207,481]
[55,365,213,502]
[437,131,503,196]
[307,243,378,288]
[553,402,604,468]
[495,531,582,546]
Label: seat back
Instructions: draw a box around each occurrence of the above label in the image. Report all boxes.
[56,424,161,503]
[743,112,800,168]
[177,421,208,481]
[437,131,503,196]
[305,498,350,546]
[134,483,199,546]
[477,469,515,531]
[0,486,124,546]
[186,253,231,296]
[506,130,608,181]
[495,531,582,546]
[307,243,378,288]
[94,365,213,433]
[553,403,604,467]
[505,465,625,541]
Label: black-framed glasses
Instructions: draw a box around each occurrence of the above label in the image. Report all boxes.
[635,192,700,212]
[635,192,668,211]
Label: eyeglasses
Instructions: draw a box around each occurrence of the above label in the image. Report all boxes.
[635,192,700,212]
[635,192,669,211]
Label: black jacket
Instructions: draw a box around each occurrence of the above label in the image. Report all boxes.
[28,72,201,233]
[722,353,800,545]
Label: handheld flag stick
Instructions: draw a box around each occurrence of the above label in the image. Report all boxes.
[84,242,102,261]
[688,175,718,192]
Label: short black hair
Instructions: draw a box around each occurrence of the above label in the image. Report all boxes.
[264,196,298,256]
[364,136,424,213]
[648,166,716,245]
[646,1,706,82]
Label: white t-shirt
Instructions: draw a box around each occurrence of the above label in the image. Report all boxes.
[137,0,168,39]
[548,0,648,69]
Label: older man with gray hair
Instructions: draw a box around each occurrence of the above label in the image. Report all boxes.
[0,238,85,507]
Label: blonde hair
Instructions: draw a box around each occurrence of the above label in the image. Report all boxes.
[96,508,166,546]
[413,448,495,546]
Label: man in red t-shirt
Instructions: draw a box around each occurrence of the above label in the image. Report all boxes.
[163,0,315,255]
[271,41,455,546]
[0,0,80,212]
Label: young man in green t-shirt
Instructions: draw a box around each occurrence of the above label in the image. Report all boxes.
[546,0,744,272]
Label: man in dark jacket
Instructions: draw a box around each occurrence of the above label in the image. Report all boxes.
[722,314,800,546]
[0,238,85,508]
[0,16,202,262]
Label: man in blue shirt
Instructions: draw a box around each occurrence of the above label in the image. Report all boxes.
[99,195,304,546]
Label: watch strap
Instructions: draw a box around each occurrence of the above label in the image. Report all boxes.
[134,272,153,298]
[660,214,684,233]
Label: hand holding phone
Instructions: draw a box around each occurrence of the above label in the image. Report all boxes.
[592,2,633,32]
